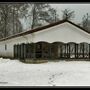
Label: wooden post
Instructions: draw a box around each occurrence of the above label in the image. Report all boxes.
[30,43,33,59]
[18,44,20,59]
[16,44,18,59]
[66,44,68,58]
[23,44,25,60]
[14,45,16,59]
[33,43,36,59]
[83,44,84,58]
[13,45,15,59]
[76,44,78,59]
[19,44,21,60]
[21,43,25,61]
[67,44,69,58]
[65,44,66,58]
[49,43,51,59]
[29,43,31,59]
[17,44,19,59]
[27,43,29,59]
[74,43,77,59]
[89,44,90,59]
[25,44,27,59]
[75,44,77,59]
[60,45,62,58]
[16,45,18,59]
[50,43,53,59]
[20,44,22,60]
[41,43,43,59]
[62,45,64,58]
[63,44,65,58]
[22,43,24,60]
[69,44,70,59]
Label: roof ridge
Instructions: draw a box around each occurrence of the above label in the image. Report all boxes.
[0,19,89,42]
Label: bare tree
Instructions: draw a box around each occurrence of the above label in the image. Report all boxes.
[0,3,29,38]
[27,3,59,29]
[0,4,10,37]
[45,8,59,23]
[81,13,90,33]
[82,13,89,29]
[9,4,29,35]
[0,3,59,38]
[62,8,75,20]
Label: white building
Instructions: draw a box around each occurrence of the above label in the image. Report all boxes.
[0,19,90,60]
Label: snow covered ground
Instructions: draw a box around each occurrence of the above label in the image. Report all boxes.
[0,58,90,86]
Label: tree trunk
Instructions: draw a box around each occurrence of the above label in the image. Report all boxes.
[13,7,15,35]
[31,4,36,29]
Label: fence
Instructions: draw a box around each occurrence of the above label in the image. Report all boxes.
[14,41,90,60]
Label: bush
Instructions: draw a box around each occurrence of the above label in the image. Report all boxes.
[21,59,48,64]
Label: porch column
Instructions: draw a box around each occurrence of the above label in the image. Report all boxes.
[83,44,84,58]
[69,44,70,58]
[76,44,78,59]
[75,43,76,58]
[65,44,67,58]
[33,43,36,60]
[67,44,69,58]
[89,44,90,59]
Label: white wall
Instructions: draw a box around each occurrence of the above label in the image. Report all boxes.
[0,34,33,58]
[33,22,90,43]
[0,22,90,58]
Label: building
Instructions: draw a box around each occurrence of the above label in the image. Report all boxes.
[0,19,90,60]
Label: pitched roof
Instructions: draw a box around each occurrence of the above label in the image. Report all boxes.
[0,19,89,42]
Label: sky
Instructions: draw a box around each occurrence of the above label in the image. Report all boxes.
[21,4,90,30]
[50,4,90,23]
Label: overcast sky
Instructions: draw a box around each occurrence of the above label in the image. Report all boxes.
[21,4,90,30]
[50,4,90,23]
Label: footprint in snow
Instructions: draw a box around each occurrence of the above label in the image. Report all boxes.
[48,74,56,85]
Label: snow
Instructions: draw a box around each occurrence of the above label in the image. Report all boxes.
[0,58,90,86]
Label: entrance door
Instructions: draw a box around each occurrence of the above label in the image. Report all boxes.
[35,42,50,59]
